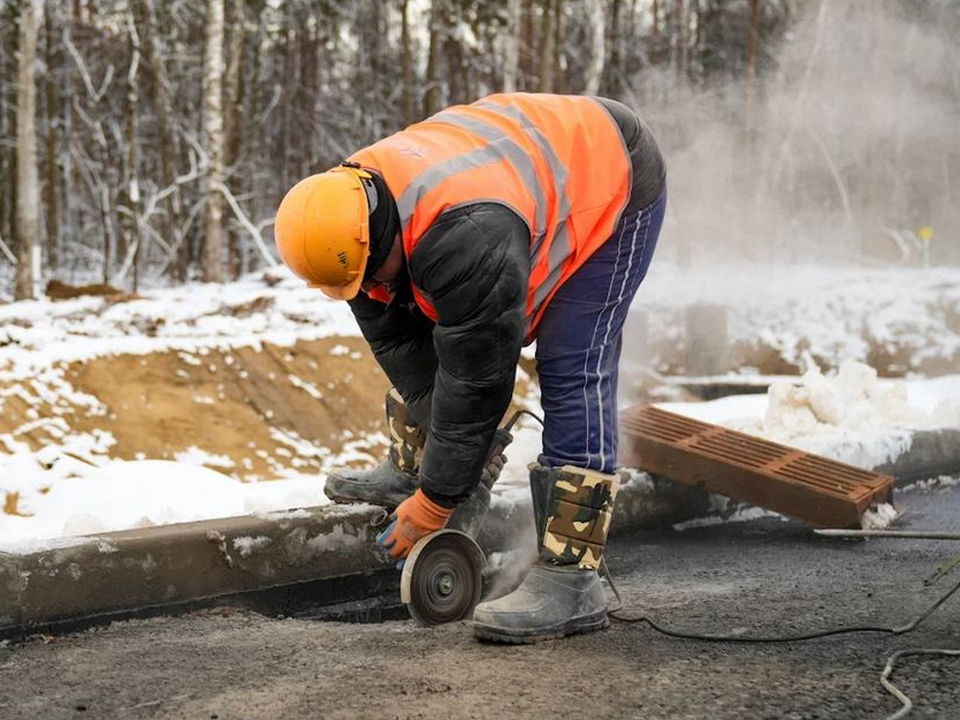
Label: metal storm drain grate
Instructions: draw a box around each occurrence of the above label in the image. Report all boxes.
[619,405,894,529]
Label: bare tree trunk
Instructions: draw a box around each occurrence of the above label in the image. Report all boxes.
[674,0,687,79]
[278,2,296,194]
[537,0,555,92]
[443,9,467,106]
[224,0,246,279]
[125,11,143,291]
[0,5,17,266]
[424,0,443,117]
[502,0,522,92]
[519,1,535,91]
[15,0,42,300]
[202,0,225,283]
[42,0,60,273]
[400,0,415,122]
[139,0,184,281]
[745,0,760,134]
[61,0,76,261]
[583,0,605,95]
[553,0,565,92]
[605,0,623,96]
[652,0,661,63]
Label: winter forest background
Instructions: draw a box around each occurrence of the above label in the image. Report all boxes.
[0,0,958,300]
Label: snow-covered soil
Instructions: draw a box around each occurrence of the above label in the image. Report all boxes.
[3,264,958,377]
[635,263,960,376]
[1,264,958,546]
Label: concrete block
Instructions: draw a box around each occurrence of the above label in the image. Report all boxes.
[0,552,21,635]
[7,504,392,635]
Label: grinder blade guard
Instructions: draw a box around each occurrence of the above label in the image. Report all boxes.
[400,529,485,626]
[398,410,534,626]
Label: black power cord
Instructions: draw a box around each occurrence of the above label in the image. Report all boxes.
[881,648,960,720]
[510,408,958,717]
[601,561,960,719]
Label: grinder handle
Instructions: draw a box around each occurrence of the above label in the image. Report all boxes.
[481,426,515,490]
[488,427,514,459]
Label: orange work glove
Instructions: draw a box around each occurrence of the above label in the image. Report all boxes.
[377,488,453,562]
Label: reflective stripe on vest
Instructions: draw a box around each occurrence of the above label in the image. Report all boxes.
[350,93,631,339]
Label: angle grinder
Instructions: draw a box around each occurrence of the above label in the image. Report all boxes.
[399,410,532,626]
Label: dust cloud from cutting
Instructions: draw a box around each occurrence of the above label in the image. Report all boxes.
[630,0,959,266]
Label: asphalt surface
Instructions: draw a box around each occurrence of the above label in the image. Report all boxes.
[2,481,959,720]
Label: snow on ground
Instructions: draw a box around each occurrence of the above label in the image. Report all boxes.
[0,462,323,550]
[0,270,360,381]
[3,263,959,378]
[660,360,960,469]
[0,427,396,546]
[2,264,958,546]
[637,263,960,373]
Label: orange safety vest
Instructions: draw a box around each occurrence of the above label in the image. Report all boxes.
[350,93,631,340]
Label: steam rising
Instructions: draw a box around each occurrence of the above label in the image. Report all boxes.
[629,0,959,265]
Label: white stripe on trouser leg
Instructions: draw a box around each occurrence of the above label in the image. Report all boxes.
[582,214,630,465]
[615,215,652,443]
[596,209,644,469]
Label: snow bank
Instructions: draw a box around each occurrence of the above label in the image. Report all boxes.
[660,361,960,469]
[4,263,960,380]
[0,459,327,549]
[0,268,359,379]
[638,263,960,373]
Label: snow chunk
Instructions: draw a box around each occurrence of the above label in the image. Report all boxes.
[661,361,960,470]
[861,503,898,530]
[232,535,272,557]
[288,374,323,400]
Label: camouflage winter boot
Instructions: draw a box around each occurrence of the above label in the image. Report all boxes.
[472,463,619,643]
[323,389,425,509]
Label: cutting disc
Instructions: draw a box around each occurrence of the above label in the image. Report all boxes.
[401,530,485,626]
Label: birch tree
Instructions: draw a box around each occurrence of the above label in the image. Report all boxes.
[583,0,605,95]
[137,0,185,281]
[202,0,225,282]
[15,0,41,300]
[424,0,444,117]
[400,0,415,124]
[502,0,522,93]
[42,0,60,271]
[537,0,556,92]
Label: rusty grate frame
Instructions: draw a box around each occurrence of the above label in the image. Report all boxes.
[619,405,894,529]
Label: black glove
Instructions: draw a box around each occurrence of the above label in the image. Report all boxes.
[479,453,507,488]
[478,427,514,489]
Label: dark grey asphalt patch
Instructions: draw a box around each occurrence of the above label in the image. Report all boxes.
[1,481,957,719]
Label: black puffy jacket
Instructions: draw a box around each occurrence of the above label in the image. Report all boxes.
[348,97,665,507]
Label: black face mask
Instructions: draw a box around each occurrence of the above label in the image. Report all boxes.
[363,171,401,282]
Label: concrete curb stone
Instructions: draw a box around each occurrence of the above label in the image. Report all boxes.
[0,504,394,641]
[875,428,960,485]
[2,426,958,640]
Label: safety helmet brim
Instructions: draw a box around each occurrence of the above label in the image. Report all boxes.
[312,276,364,300]
[274,165,372,300]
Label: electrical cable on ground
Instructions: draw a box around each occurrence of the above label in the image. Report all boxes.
[600,559,960,719]
[605,570,960,642]
[517,408,958,717]
[881,648,960,720]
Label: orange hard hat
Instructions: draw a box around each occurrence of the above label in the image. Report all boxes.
[274,164,373,300]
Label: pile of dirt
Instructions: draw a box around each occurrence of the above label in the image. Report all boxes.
[45,279,138,302]
[0,337,390,481]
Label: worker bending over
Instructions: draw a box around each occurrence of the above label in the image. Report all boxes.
[274,93,666,643]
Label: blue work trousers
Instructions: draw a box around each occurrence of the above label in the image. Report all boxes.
[535,186,666,474]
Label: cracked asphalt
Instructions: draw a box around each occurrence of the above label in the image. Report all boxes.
[2,480,958,720]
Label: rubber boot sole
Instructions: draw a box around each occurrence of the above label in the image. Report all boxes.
[473,611,610,644]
